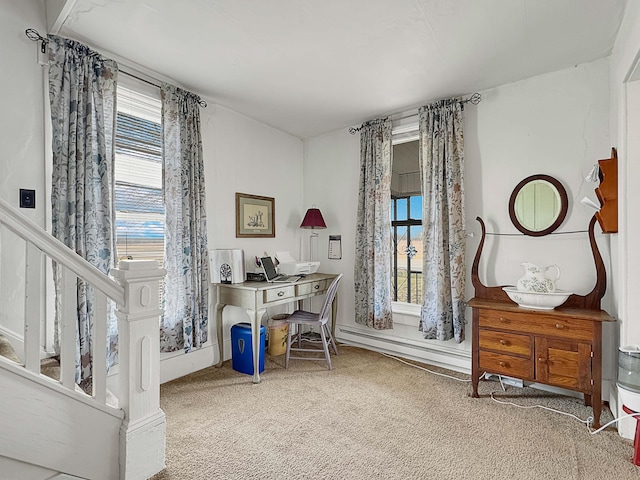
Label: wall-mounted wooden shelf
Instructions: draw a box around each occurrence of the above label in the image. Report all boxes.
[595,147,618,234]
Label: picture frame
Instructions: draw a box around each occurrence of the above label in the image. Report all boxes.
[235,193,275,238]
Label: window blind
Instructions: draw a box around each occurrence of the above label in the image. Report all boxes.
[114,90,163,265]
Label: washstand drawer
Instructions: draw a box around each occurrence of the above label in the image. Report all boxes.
[263,286,295,303]
[296,279,327,296]
[479,350,533,380]
[479,310,594,341]
[479,330,531,357]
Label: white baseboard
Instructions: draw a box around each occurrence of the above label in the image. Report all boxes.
[337,325,471,374]
[159,342,219,384]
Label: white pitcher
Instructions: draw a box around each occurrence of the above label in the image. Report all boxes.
[516,262,561,293]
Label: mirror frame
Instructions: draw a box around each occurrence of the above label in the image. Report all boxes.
[508,174,568,237]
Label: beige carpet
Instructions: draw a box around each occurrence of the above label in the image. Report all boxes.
[151,345,637,480]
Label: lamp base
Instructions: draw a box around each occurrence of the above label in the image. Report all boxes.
[309,231,319,262]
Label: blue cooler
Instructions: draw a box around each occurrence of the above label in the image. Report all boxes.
[231,322,265,375]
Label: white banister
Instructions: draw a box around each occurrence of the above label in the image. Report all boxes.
[24,242,42,373]
[0,197,124,305]
[93,290,108,404]
[111,259,166,480]
[60,265,77,390]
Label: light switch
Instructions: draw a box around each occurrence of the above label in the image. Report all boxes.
[20,189,36,209]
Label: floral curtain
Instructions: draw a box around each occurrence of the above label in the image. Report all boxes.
[160,83,209,353]
[354,118,394,330]
[48,35,118,386]
[418,99,466,343]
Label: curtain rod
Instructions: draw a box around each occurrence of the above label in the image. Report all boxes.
[348,92,482,135]
[119,70,208,108]
[25,28,207,108]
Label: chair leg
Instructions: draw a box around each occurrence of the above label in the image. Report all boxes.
[325,324,338,355]
[285,323,293,369]
[319,324,332,370]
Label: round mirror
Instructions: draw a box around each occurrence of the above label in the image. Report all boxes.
[508,174,568,236]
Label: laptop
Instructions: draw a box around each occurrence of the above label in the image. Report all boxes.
[260,256,301,283]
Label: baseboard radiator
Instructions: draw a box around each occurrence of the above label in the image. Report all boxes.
[337,326,471,374]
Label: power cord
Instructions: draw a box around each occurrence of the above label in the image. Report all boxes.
[381,352,474,383]
[489,390,593,429]
[381,351,638,435]
[490,391,640,435]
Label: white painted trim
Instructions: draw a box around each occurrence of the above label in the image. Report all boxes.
[119,410,166,480]
[392,302,421,321]
[45,0,79,34]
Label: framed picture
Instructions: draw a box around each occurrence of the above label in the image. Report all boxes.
[236,193,275,238]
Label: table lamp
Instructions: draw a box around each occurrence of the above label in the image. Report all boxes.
[300,206,326,261]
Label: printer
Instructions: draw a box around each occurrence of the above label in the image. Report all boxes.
[276,251,320,276]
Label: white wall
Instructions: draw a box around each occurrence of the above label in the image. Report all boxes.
[0,1,47,348]
[304,58,613,376]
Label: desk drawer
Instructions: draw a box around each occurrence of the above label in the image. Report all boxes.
[479,330,531,357]
[263,286,295,304]
[296,279,327,296]
[479,350,533,380]
[479,310,594,341]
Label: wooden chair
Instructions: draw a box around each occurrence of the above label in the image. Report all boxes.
[285,274,342,370]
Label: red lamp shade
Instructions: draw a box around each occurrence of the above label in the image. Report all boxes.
[300,208,326,229]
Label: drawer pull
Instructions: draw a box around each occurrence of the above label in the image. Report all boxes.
[538,357,546,363]
[555,323,564,329]
[499,339,508,346]
[499,317,510,324]
[277,291,285,297]
[499,361,507,367]
[314,285,320,290]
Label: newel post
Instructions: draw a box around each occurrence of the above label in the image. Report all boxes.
[111,260,167,480]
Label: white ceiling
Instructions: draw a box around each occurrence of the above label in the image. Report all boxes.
[51,0,627,139]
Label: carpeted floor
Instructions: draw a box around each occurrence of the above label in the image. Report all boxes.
[150,345,638,480]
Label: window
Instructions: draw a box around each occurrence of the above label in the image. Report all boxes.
[391,139,422,305]
[114,87,164,267]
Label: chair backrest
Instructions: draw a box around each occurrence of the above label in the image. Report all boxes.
[318,274,343,324]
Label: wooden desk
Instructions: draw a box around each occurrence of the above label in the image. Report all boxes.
[214,273,338,383]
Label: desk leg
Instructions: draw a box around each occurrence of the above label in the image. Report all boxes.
[248,308,266,384]
[214,300,226,367]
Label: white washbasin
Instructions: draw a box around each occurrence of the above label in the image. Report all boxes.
[502,286,571,310]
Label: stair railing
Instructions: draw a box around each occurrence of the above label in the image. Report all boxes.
[0,196,167,479]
